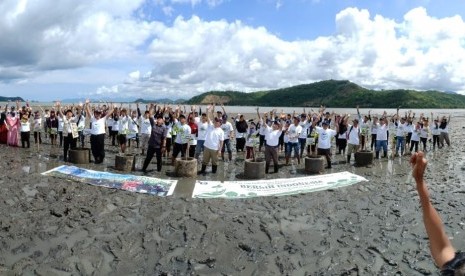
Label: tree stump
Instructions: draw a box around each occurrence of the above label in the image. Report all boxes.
[115,154,136,172]
[68,148,91,164]
[175,157,197,177]
[244,158,266,179]
[305,155,324,174]
[355,150,374,167]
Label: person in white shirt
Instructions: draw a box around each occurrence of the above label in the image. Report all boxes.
[58,115,64,147]
[286,117,302,165]
[370,116,378,151]
[56,102,78,162]
[128,107,141,149]
[75,106,86,148]
[375,116,389,159]
[85,99,114,164]
[316,122,337,169]
[346,119,361,164]
[298,114,311,157]
[395,117,407,156]
[171,114,191,165]
[356,106,371,150]
[410,121,421,153]
[245,122,259,160]
[198,105,224,175]
[32,110,42,146]
[420,117,430,152]
[220,117,234,161]
[439,115,451,148]
[264,120,284,174]
[19,111,31,148]
[117,108,130,153]
[430,113,441,150]
[195,113,209,159]
[139,110,152,155]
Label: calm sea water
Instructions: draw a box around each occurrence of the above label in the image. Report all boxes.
[1,102,463,118]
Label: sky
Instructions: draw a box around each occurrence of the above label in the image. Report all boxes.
[1,0,465,102]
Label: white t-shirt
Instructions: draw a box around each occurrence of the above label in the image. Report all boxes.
[33,117,42,132]
[420,125,429,138]
[221,121,234,139]
[91,116,106,135]
[245,128,259,147]
[411,128,421,141]
[204,125,225,150]
[347,125,360,145]
[265,125,282,147]
[395,122,407,137]
[58,117,64,131]
[76,115,86,131]
[118,116,130,134]
[316,127,336,149]
[128,116,139,134]
[299,120,311,139]
[20,120,31,132]
[197,121,209,141]
[174,123,191,144]
[370,122,378,135]
[430,123,441,135]
[139,118,152,135]
[360,120,370,136]
[376,123,389,141]
[106,117,114,128]
[287,124,302,143]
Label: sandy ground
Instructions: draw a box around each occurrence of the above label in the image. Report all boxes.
[1,116,465,275]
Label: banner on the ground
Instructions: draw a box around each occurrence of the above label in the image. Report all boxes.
[42,165,177,196]
[192,171,367,199]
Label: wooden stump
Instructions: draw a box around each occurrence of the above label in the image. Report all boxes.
[175,157,197,177]
[304,155,324,174]
[244,158,266,179]
[115,154,136,172]
[355,150,373,167]
[68,148,91,164]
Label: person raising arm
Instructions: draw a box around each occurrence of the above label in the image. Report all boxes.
[411,152,465,275]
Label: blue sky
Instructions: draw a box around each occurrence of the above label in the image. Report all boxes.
[1,0,465,101]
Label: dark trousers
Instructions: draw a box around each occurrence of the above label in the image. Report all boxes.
[143,146,162,172]
[410,140,419,153]
[110,130,118,146]
[265,145,279,173]
[63,134,77,161]
[432,135,440,149]
[371,134,377,150]
[90,134,105,163]
[78,131,85,148]
[128,133,139,148]
[259,134,265,151]
[21,131,30,148]
[172,143,188,158]
[59,131,63,147]
[317,148,332,168]
[236,137,246,152]
[34,132,42,144]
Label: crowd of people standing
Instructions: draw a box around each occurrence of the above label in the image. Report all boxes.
[0,101,453,174]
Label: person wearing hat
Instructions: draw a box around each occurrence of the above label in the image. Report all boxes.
[198,105,224,175]
[315,121,337,169]
[85,99,115,164]
[263,119,284,174]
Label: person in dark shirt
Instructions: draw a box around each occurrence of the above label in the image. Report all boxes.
[141,104,168,173]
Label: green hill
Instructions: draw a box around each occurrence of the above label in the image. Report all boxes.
[0,96,25,102]
[185,80,465,108]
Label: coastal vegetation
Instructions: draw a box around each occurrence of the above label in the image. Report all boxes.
[185,80,465,108]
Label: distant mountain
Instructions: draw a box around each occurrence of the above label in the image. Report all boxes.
[0,96,25,102]
[134,98,186,104]
[185,80,465,108]
[62,97,138,103]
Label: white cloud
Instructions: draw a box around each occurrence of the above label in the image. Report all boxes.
[2,1,465,101]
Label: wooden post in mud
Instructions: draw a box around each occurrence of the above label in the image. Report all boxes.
[68,148,91,164]
[304,155,324,174]
[115,154,136,172]
[175,157,197,177]
[244,158,266,179]
[355,150,373,167]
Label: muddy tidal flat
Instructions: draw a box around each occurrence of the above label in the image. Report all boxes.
[1,116,465,275]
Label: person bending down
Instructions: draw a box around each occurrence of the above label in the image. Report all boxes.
[411,152,465,275]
